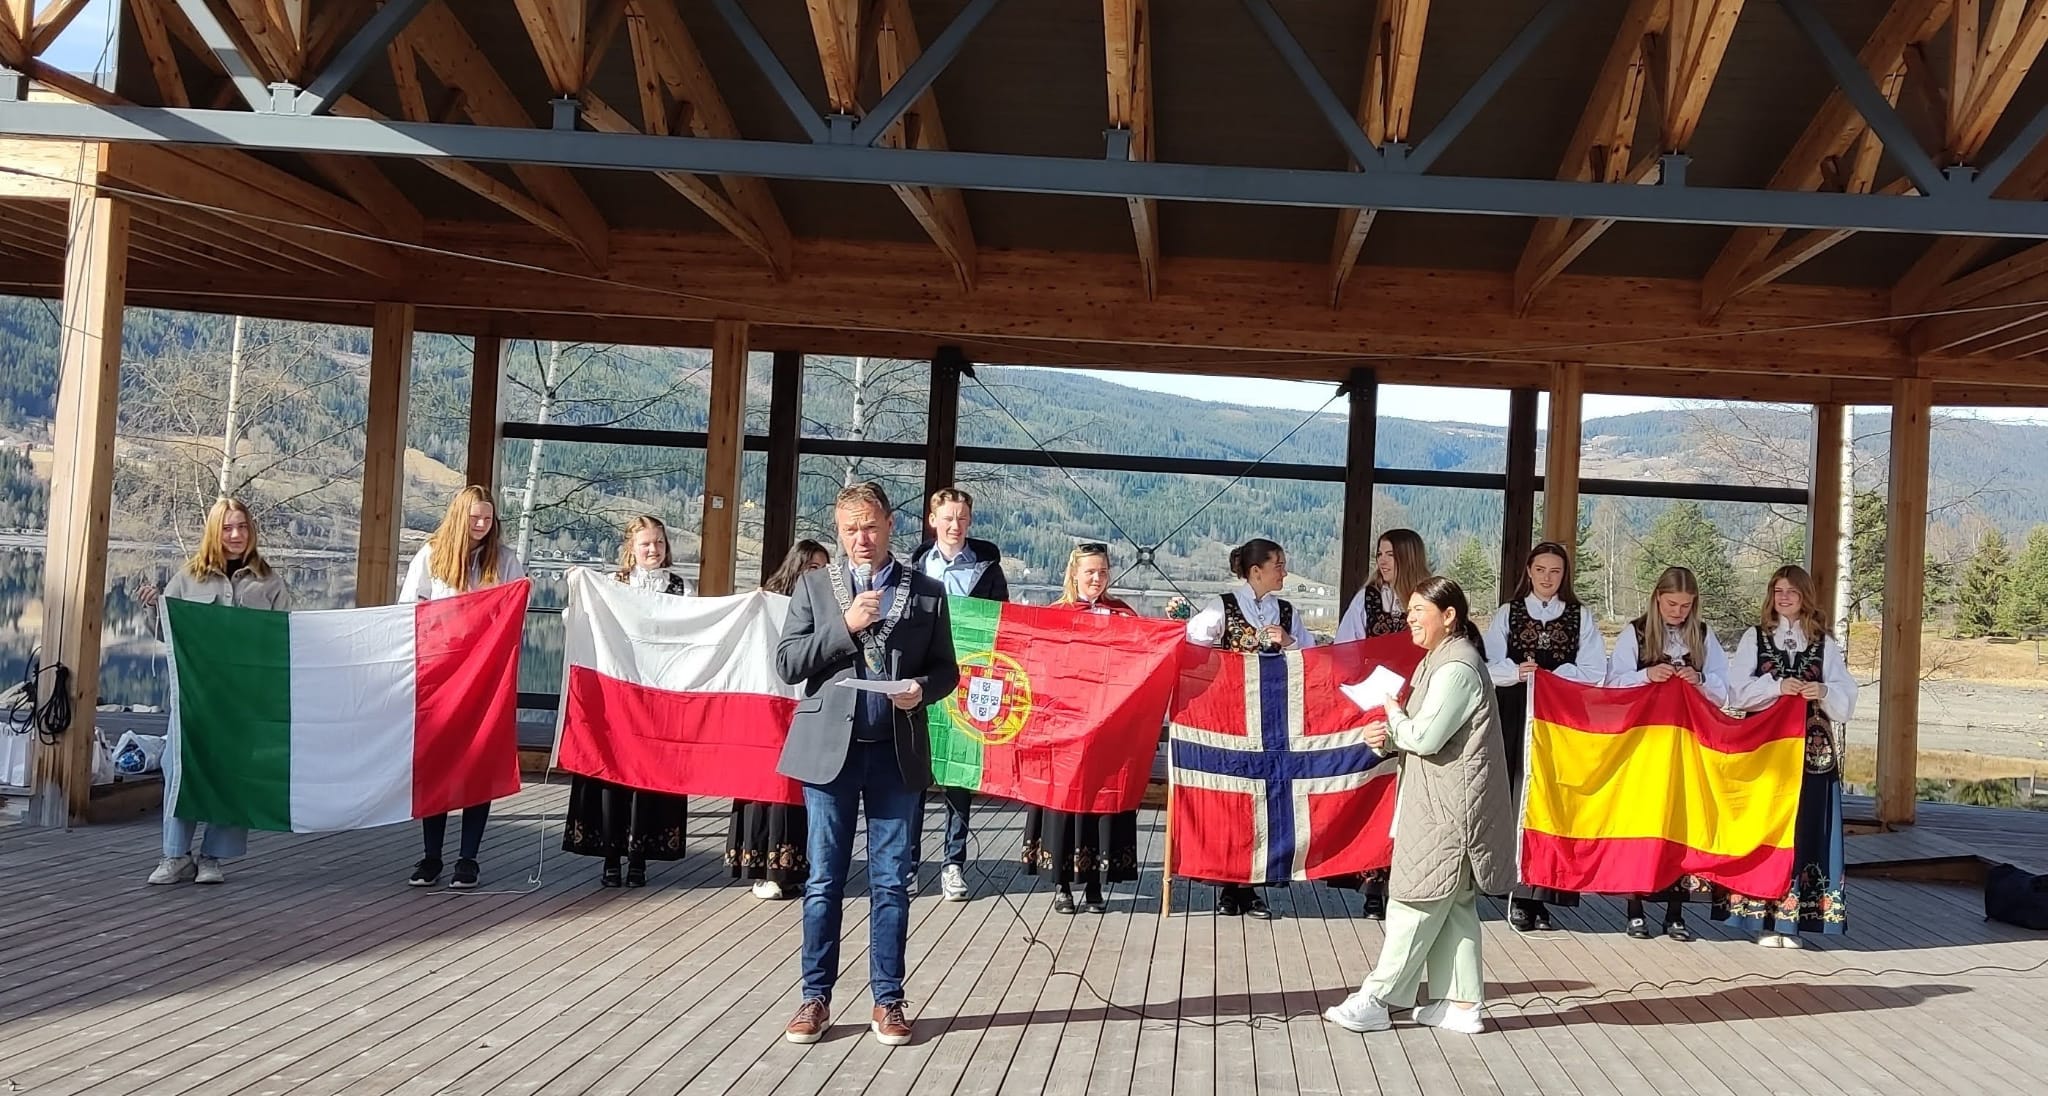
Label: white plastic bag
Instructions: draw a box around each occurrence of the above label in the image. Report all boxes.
[113,730,168,775]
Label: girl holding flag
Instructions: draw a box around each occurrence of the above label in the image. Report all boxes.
[1722,565,1856,947]
[1485,540,1606,932]
[1606,565,1728,941]
[140,498,291,886]
[1023,543,1142,915]
[1183,538,1314,919]
[400,485,527,890]
[563,515,691,888]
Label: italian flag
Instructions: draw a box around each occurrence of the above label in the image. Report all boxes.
[931,598,1186,814]
[163,581,529,833]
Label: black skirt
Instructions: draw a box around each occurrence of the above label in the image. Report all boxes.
[562,776,688,860]
[726,799,809,888]
[1022,806,1139,885]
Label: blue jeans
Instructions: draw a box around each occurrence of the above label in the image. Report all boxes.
[162,813,248,859]
[801,741,920,1006]
[910,786,973,879]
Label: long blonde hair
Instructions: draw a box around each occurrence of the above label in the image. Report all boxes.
[185,497,271,580]
[614,514,671,581]
[1636,566,1708,669]
[1057,544,1111,604]
[427,485,504,592]
[1761,564,1831,646]
[1369,528,1430,604]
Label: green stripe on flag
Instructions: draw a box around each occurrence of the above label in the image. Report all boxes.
[930,595,1001,791]
[166,597,293,831]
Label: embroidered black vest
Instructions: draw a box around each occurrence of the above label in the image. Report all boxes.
[1752,625,1838,774]
[1631,620,1699,672]
[1220,592,1295,652]
[1357,586,1407,638]
[1506,601,1581,672]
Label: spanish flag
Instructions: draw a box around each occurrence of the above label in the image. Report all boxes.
[1519,673,1806,898]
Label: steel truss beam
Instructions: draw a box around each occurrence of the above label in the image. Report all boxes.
[298,0,433,116]
[5,100,2048,237]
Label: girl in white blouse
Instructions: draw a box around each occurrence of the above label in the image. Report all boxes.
[1606,566,1726,941]
[1484,540,1606,932]
[1721,565,1857,948]
[1337,529,1428,643]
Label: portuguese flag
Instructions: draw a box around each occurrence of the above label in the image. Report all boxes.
[162,581,528,833]
[930,598,1186,814]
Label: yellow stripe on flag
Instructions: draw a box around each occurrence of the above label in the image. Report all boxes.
[1523,720,1803,857]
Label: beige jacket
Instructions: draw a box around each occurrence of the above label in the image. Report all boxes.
[1383,634,1517,902]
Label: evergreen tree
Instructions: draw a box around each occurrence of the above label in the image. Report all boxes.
[1446,537,1496,601]
[1849,490,1886,620]
[1634,501,1744,637]
[1572,514,1606,619]
[1923,553,1955,619]
[1998,526,2048,636]
[1956,528,2012,638]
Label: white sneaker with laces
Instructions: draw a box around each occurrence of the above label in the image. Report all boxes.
[194,856,225,884]
[1758,932,1784,948]
[148,856,196,885]
[753,879,783,900]
[941,863,970,902]
[1323,991,1392,1033]
[1414,999,1485,1034]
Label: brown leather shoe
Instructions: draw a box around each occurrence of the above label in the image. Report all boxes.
[871,1002,913,1046]
[784,998,829,1045]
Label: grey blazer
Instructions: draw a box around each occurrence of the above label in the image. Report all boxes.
[775,564,960,788]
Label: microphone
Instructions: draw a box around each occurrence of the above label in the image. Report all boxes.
[852,562,873,592]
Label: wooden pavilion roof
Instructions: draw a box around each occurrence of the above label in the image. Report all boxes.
[5,1,2048,400]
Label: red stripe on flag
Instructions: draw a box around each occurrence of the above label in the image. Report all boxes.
[1301,634,1423,737]
[1301,770,1396,879]
[1520,831,1794,898]
[559,665,803,806]
[411,582,528,818]
[1533,673,1807,754]
[1170,783,1259,884]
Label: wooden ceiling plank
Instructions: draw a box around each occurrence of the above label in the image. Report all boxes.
[579,90,784,272]
[28,0,93,55]
[1330,0,1430,307]
[1106,0,1160,298]
[871,0,976,289]
[1701,0,1948,320]
[387,30,428,121]
[409,0,609,269]
[805,0,861,114]
[131,0,192,108]
[511,0,579,93]
[1952,0,2048,155]
[628,0,794,277]
[220,0,301,80]
[1512,0,1663,316]
[625,12,667,134]
[303,154,423,242]
[1931,238,2048,309]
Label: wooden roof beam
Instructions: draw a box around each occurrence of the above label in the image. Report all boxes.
[579,91,787,274]
[1329,0,1430,308]
[1511,0,1666,316]
[28,0,94,56]
[131,0,192,107]
[1106,0,1160,299]
[870,0,979,290]
[1700,0,1949,320]
[0,1,29,64]
[625,0,794,276]
[408,0,609,269]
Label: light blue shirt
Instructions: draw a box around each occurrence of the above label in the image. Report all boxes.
[921,543,981,597]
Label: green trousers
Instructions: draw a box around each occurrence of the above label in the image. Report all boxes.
[1360,862,1485,1008]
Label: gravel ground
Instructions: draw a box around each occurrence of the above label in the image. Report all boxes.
[1844,678,2048,760]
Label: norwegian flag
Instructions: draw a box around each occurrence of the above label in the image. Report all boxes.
[1168,634,1423,885]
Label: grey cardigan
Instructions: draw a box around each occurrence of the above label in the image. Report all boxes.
[1383,635,1517,902]
[148,565,292,638]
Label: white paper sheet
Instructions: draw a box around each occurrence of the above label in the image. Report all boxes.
[835,678,919,697]
[1339,665,1407,716]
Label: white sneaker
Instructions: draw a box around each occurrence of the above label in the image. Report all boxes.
[941,864,970,902]
[753,880,783,900]
[905,873,919,897]
[1776,932,1805,950]
[1414,999,1485,1034]
[1758,932,1785,948]
[1323,991,1392,1033]
[194,856,225,885]
[148,856,195,885]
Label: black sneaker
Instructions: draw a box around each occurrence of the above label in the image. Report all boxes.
[407,859,442,887]
[1626,917,1653,940]
[449,858,480,890]
[1052,888,1077,914]
[1665,919,1696,943]
[1244,891,1273,920]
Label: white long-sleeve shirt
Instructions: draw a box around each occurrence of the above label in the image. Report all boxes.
[1481,596,1606,687]
[1336,584,1402,643]
[1607,620,1730,707]
[1184,582,1317,650]
[399,543,528,603]
[1728,620,1858,723]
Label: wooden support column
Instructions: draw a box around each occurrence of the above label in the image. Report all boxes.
[1500,387,1539,606]
[356,302,414,607]
[923,345,967,507]
[1340,366,1379,610]
[1542,363,1584,547]
[698,318,748,596]
[1877,378,1932,826]
[1807,403,1848,621]
[464,334,505,494]
[760,349,804,585]
[29,174,129,827]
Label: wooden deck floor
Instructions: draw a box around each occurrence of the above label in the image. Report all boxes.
[4,787,2046,1096]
